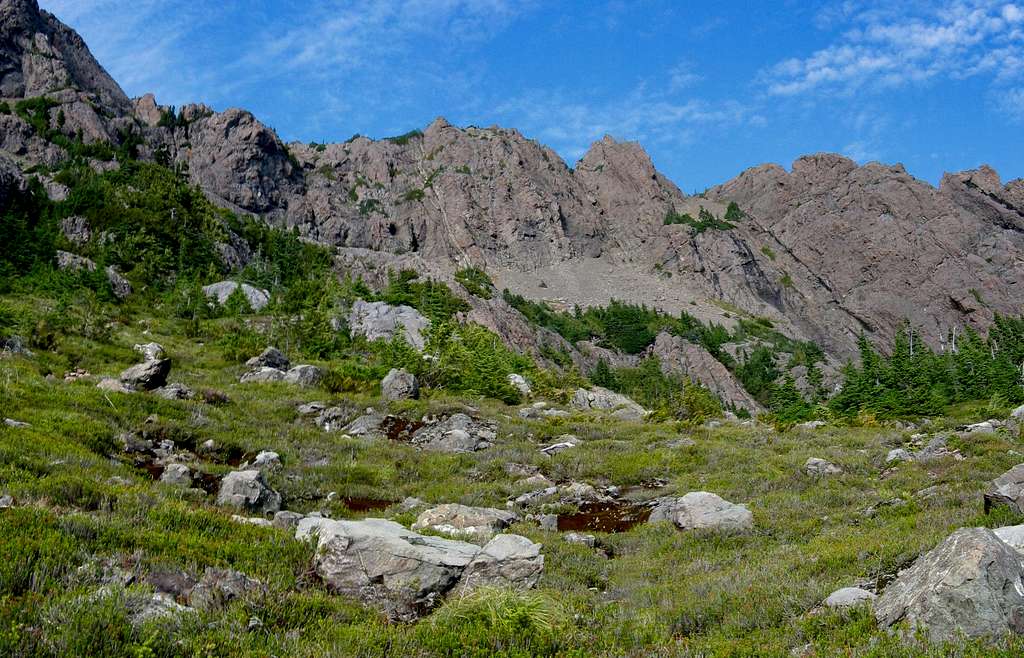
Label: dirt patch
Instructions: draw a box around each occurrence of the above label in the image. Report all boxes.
[381,416,425,443]
[342,497,395,512]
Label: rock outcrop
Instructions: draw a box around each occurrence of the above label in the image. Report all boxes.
[295,517,542,620]
[347,300,430,350]
[650,332,762,413]
[874,528,1024,643]
[649,492,753,532]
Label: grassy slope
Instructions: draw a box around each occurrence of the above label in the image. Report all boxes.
[2,298,1024,656]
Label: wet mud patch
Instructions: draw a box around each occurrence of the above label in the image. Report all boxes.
[557,501,653,533]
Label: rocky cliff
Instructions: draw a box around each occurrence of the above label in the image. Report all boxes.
[4,0,1024,407]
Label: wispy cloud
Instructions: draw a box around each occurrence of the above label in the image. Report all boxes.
[763,1,1024,97]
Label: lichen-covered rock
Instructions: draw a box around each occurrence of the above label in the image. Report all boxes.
[216,470,281,515]
[381,368,419,401]
[649,492,753,532]
[874,527,1024,643]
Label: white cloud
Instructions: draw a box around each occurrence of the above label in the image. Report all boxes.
[764,1,1024,97]
[668,61,703,91]
[995,86,1024,120]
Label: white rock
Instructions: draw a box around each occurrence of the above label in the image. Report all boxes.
[824,587,876,609]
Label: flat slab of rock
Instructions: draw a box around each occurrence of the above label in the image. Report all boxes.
[411,503,518,538]
[216,470,281,515]
[875,527,1024,643]
[239,367,286,384]
[296,517,540,620]
[649,492,753,532]
[824,587,876,609]
[348,299,430,351]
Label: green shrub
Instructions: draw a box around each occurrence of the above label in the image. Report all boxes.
[455,267,494,299]
[724,201,745,221]
[385,129,423,145]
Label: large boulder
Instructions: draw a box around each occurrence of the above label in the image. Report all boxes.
[985,464,1024,514]
[571,386,648,420]
[202,281,270,311]
[649,492,754,532]
[120,359,171,391]
[348,300,430,351]
[381,368,419,401]
[410,413,496,453]
[216,470,281,515]
[411,504,518,539]
[296,517,542,620]
[874,527,1024,643]
[284,365,322,387]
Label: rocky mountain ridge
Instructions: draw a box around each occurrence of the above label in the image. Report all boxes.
[3,0,1024,409]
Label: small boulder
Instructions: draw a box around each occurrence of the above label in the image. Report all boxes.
[297,401,328,416]
[1011,404,1024,420]
[804,457,842,477]
[796,420,826,430]
[273,511,305,530]
[564,532,597,548]
[507,374,532,397]
[381,368,419,401]
[571,386,648,420]
[540,435,578,455]
[649,492,753,532]
[824,587,876,609]
[985,464,1024,514]
[3,418,30,428]
[160,463,192,487]
[252,450,281,470]
[874,527,1024,643]
[216,470,281,515]
[133,342,165,361]
[97,377,133,394]
[246,347,290,370]
[154,383,194,400]
[411,503,518,539]
[284,365,322,387]
[410,413,496,453]
[203,281,270,311]
[120,359,171,391]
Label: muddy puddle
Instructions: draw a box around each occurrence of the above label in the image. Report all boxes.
[557,501,653,533]
[381,416,425,442]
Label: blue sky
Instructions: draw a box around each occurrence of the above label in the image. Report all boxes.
[40,0,1024,191]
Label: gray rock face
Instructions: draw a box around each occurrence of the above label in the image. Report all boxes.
[571,387,647,420]
[246,347,289,370]
[874,527,1024,643]
[649,492,754,532]
[348,300,430,351]
[411,504,518,539]
[202,281,270,311]
[985,464,1024,514]
[381,368,419,401]
[824,587,876,609]
[651,332,762,414]
[410,413,496,453]
[295,517,542,620]
[886,448,913,464]
[994,524,1024,552]
[120,358,171,391]
[216,470,281,515]
[284,364,322,387]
